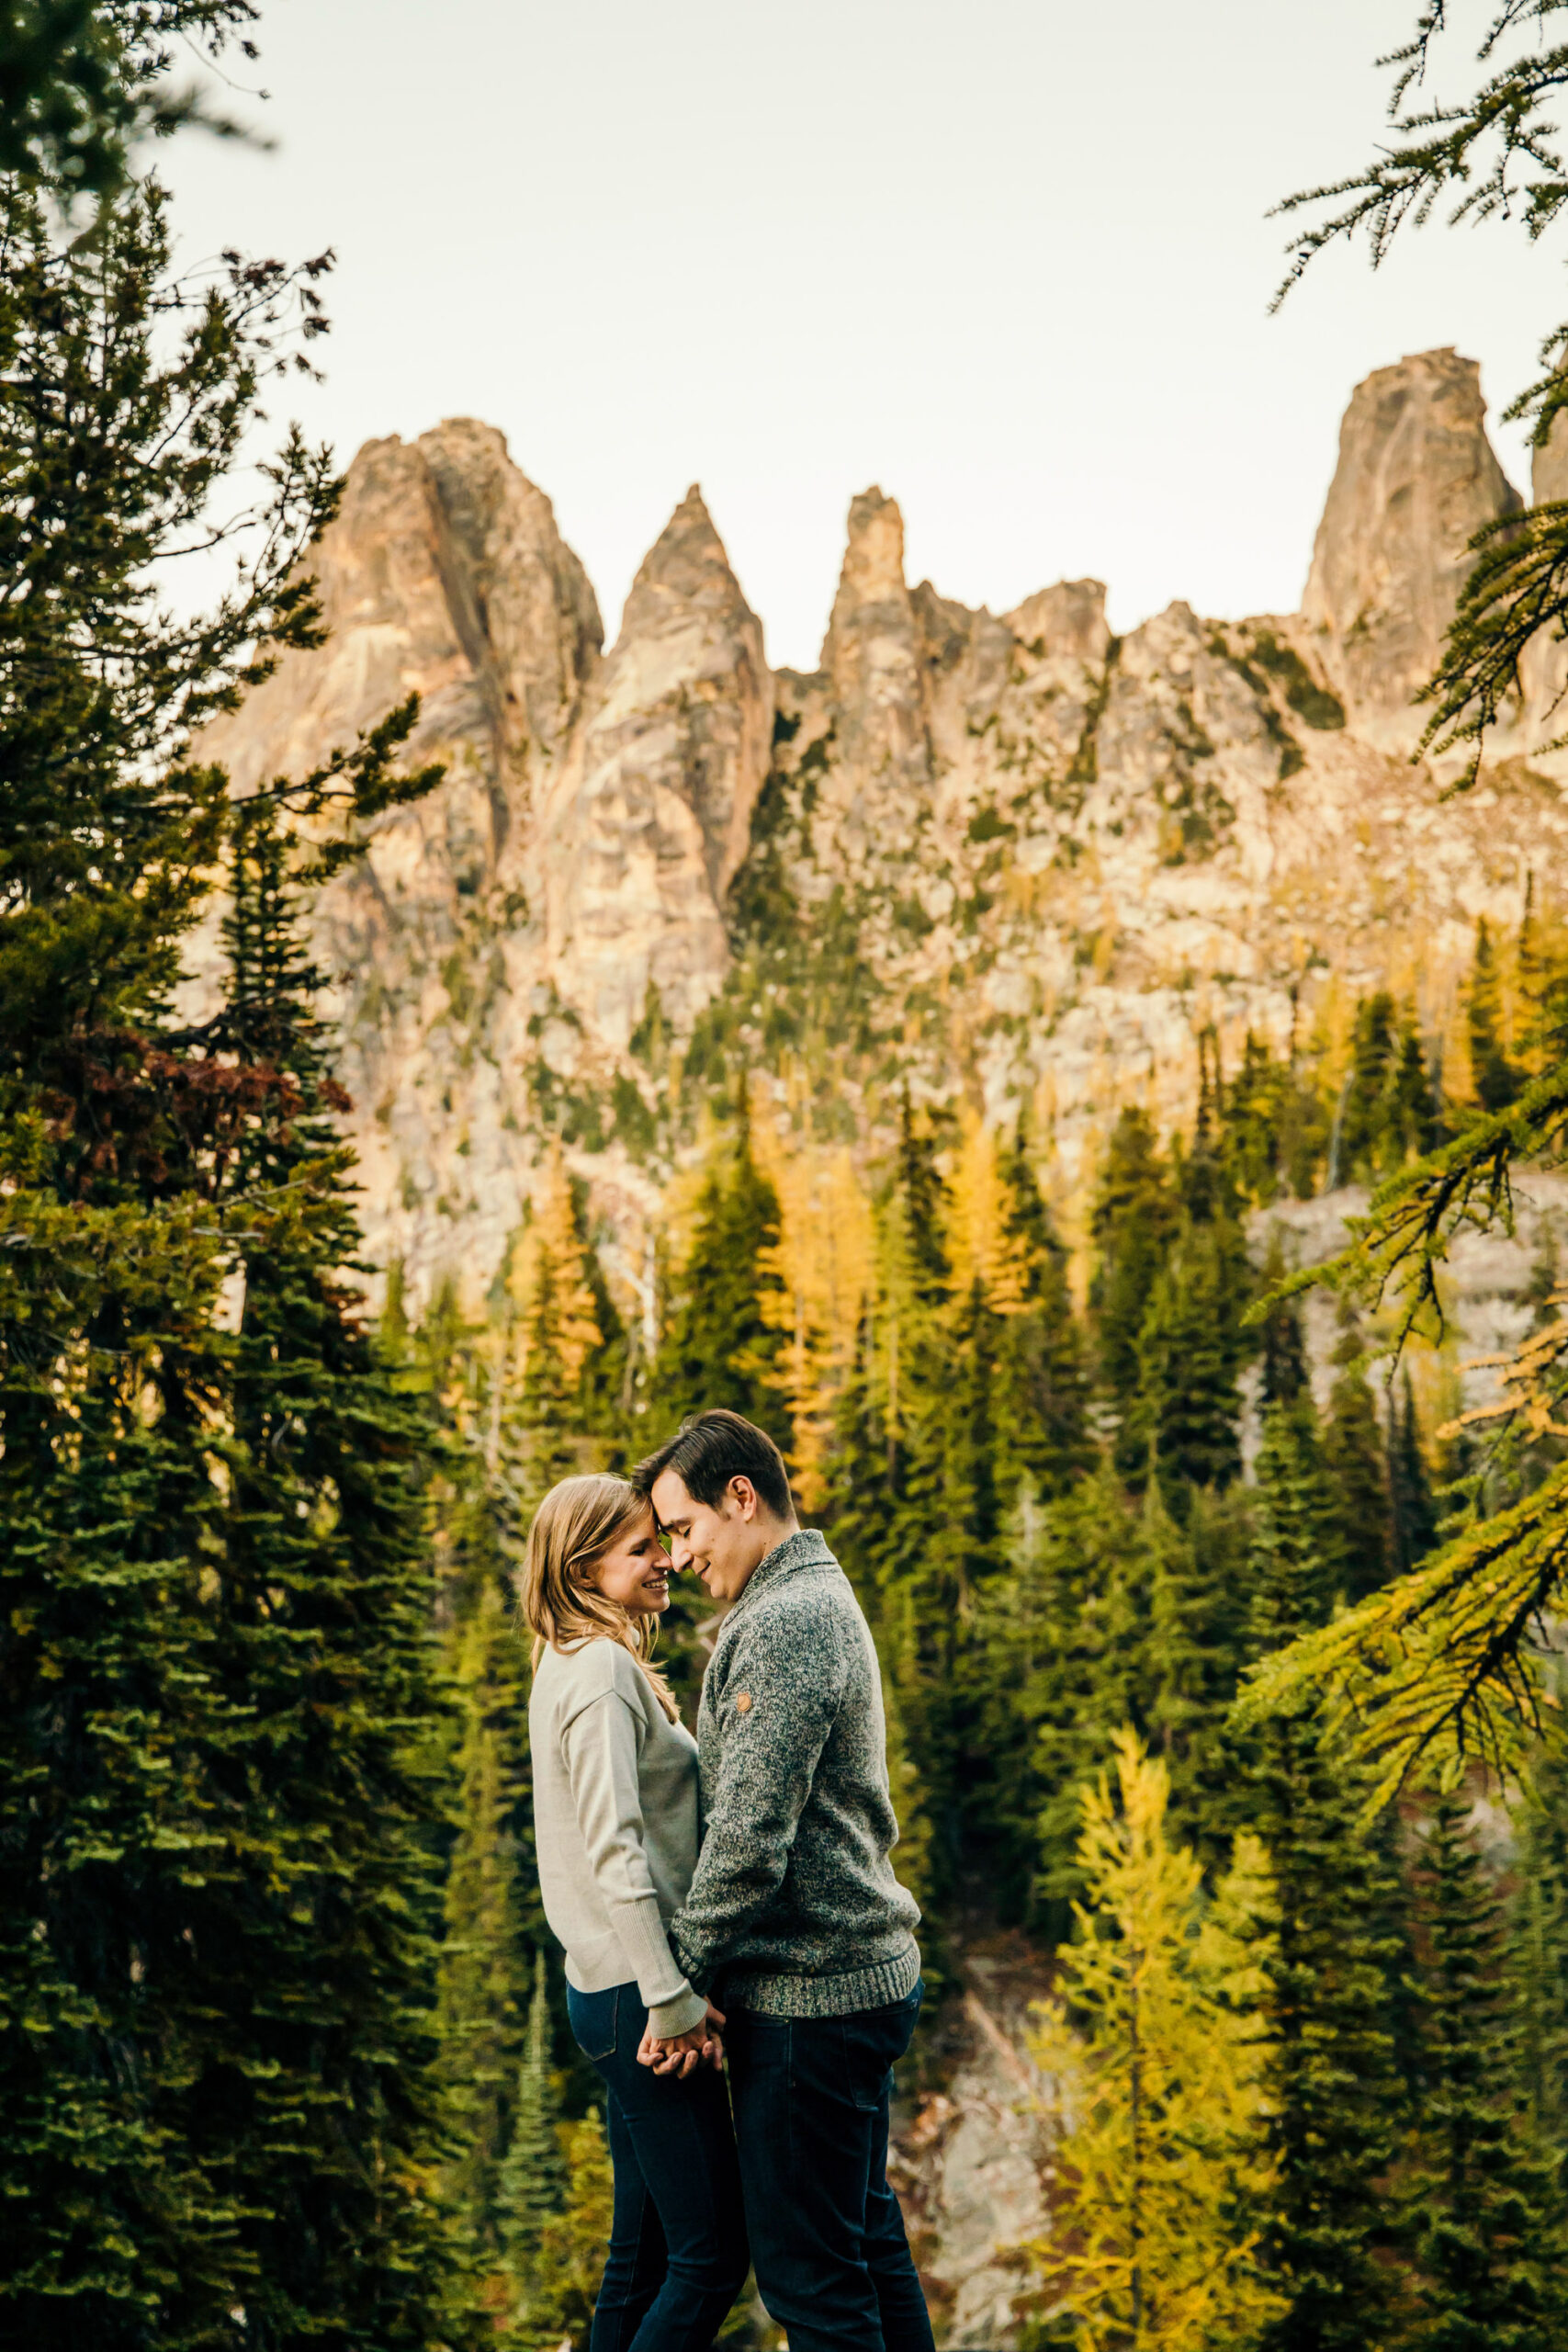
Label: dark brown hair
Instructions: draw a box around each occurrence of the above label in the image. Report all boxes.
[633,1408,794,1521]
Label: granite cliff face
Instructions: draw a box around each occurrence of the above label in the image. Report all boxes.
[196,348,1565,1302]
[1302,346,1523,741]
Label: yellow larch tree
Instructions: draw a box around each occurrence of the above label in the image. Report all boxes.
[1024,1730,1282,2352]
[750,1116,874,1510]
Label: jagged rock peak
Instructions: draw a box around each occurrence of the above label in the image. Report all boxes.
[1302,347,1522,736]
[1003,578,1111,668]
[820,486,931,797]
[537,481,772,1049]
[414,418,603,763]
[617,482,759,647]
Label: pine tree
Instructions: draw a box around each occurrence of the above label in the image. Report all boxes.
[1319,1309,1393,1606]
[1024,1731,1282,2352]
[437,1569,534,2264]
[991,1125,1092,1503]
[1147,1479,1252,1861]
[1089,1107,1179,1448]
[1246,1407,1408,2352]
[972,1470,1147,1921]
[652,1120,789,1447]
[1404,1793,1562,2352]
[1338,991,1400,1180]
[1134,1210,1253,1498]
[501,1949,569,2309]
[0,164,451,2344]
[194,796,462,2344]
[1513,1732,1568,2185]
[1388,1373,1440,1577]
[1468,919,1521,1117]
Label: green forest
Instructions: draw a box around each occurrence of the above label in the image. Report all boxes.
[11,5,1568,2350]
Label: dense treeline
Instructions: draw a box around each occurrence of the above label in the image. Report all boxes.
[418,897,1568,2346]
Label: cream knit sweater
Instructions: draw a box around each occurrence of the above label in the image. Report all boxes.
[529,1636,707,2038]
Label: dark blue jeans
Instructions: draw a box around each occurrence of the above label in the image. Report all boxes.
[725,1983,935,2352]
[566,1981,748,2352]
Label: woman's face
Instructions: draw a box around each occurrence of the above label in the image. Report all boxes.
[581,1503,671,1618]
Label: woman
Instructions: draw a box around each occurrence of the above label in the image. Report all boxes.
[523,1473,747,2352]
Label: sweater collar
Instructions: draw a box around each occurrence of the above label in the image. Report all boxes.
[728,1526,835,1619]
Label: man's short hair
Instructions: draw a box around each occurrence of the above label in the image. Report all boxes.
[634,1408,794,1521]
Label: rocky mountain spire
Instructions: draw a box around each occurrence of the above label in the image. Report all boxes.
[539,484,772,1047]
[1302,348,1522,739]
[821,488,931,797]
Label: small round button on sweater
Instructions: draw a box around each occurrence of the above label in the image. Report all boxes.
[736,1692,752,1713]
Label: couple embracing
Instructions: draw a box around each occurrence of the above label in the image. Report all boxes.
[523,1408,933,2352]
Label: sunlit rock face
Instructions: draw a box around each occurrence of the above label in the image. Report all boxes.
[538,484,772,1050]
[1301,346,1523,744]
[197,431,766,1298]
[197,350,1568,1304]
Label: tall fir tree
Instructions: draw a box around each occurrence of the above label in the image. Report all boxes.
[1468,918,1520,1117]
[1404,1793,1562,2352]
[1089,1106,1179,1464]
[990,1125,1092,1503]
[501,1947,569,2324]
[1245,1406,1408,2352]
[652,1116,789,1448]
[194,795,463,2344]
[1513,1733,1568,2188]
[1388,1373,1440,1577]
[1319,1308,1393,1606]
[0,162,454,2344]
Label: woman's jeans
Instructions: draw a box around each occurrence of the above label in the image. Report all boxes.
[565,1981,748,2352]
[726,1982,934,2352]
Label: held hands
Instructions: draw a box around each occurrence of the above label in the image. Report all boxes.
[637,1997,728,2076]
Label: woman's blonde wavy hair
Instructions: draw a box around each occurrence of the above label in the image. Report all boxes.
[519,1472,680,1723]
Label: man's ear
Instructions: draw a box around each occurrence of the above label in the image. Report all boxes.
[730,1475,759,1522]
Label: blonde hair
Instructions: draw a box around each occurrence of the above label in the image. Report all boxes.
[520,1472,680,1723]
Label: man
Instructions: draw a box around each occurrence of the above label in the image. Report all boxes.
[633,1408,934,2352]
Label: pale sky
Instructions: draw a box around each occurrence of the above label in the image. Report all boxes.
[164,0,1560,672]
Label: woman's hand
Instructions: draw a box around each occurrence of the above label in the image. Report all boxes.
[637,1998,728,2076]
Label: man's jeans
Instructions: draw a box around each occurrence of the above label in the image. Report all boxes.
[566,1981,749,2352]
[726,1982,935,2352]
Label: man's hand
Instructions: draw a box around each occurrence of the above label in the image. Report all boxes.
[637,1998,728,2075]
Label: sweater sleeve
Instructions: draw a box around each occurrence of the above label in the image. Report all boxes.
[561,1690,707,2038]
[671,1600,846,1995]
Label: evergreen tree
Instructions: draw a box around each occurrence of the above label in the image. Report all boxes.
[991,1125,1091,1501]
[1246,1408,1408,2352]
[1468,919,1521,1117]
[1319,1308,1393,1606]
[1388,1373,1440,1577]
[1513,1732,1568,2185]
[971,1470,1147,1922]
[1089,1106,1179,1448]
[437,1568,534,2267]
[652,1120,789,1447]
[1258,1230,1309,1408]
[1134,1209,1253,1498]
[1404,1793,1562,2352]
[1147,1479,1252,1861]
[0,163,453,2344]
[195,796,462,2345]
[1338,991,1400,1181]
[501,1949,569,2312]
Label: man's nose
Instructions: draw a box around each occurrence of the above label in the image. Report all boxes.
[671,1537,694,1572]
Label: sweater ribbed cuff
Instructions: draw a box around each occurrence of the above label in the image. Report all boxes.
[647,1986,708,2039]
[724,1937,920,2019]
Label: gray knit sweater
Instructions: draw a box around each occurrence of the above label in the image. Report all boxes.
[670,1528,920,2019]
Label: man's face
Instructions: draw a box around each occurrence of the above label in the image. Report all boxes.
[650,1468,768,1605]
